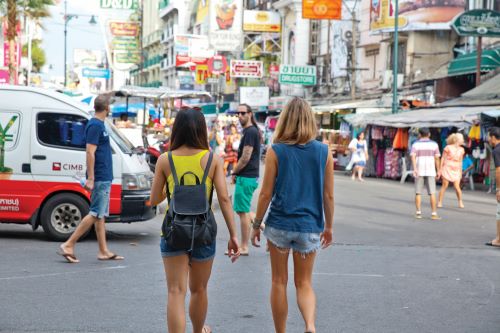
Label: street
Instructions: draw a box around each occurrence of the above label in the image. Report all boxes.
[1,174,500,333]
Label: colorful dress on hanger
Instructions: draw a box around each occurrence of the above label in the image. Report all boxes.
[441,145,465,183]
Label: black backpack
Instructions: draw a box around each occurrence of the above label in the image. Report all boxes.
[161,151,217,257]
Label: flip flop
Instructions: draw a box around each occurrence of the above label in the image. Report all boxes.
[202,325,212,333]
[485,242,500,248]
[57,249,79,263]
[98,253,124,261]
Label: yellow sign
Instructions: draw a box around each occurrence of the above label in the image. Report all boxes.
[370,0,408,31]
[243,10,281,32]
[195,65,209,84]
[302,0,341,20]
[196,0,210,25]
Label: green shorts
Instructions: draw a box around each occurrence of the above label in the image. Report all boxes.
[233,176,258,213]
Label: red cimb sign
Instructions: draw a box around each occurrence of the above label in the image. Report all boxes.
[207,56,228,75]
[230,60,263,78]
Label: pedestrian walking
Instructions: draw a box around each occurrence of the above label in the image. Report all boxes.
[58,94,123,263]
[411,128,442,220]
[230,104,261,256]
[347,132,368,181]
[250,97,334,333]
[437,133,465,208]
[223,124,240,176]
[149,108,240,333]
[486,127,500,249]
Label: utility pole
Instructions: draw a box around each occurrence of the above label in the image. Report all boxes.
[351,11,357,100]
[392,0,399,114]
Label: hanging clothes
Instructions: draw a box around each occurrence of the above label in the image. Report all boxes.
[469,124,481,141]
[392,128,409,150]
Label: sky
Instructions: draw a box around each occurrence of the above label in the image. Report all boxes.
[41,0,105,80]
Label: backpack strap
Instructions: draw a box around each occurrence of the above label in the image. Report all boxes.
[167,151,180,186]
[201,152,214,185]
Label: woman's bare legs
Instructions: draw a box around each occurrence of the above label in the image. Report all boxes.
[164,255,190,333]
[293,251,318,333]
[269,242,290,333]
[453,180,464,208]
[189,259,214,333]
[438,179,449,208]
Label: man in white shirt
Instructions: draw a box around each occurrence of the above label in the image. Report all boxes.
[411,128,441,220]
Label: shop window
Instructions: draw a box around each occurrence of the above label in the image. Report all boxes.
[37,113,88,150]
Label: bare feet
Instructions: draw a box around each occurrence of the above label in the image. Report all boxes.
[458,201,465,209]
[437,202,443,208]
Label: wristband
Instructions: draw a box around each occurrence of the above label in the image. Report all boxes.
[252,218,263,230]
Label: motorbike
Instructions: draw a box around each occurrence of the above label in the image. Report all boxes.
[143,135,169,172]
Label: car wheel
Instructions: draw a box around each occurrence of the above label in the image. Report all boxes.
[41,193,89,241]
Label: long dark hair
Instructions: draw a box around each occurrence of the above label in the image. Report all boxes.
[240,103,262,141]
[169,108,209,151]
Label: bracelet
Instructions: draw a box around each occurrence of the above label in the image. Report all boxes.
[252,218,263,230]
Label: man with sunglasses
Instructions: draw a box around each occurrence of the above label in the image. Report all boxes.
[231,104,261,255]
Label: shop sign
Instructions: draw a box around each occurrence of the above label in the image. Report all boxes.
[279,65,317,85]
[451,10,500,37]
[114,51,140,64]
[175,55,208,68]
[195,65,209,85]
[82,68,111,79]
[209,0,243,51]
[207,56,228,75]
[100,0,139,10]
[370,0,466,32]
[243,10,281,32]
[109,21,139,37]
[302,0,341,20]
[230,60,263,78]
[240,87,269,107]
[112,37,138,50]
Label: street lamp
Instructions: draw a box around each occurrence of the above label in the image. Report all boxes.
[392,0,399,114]
[63,0,97,87]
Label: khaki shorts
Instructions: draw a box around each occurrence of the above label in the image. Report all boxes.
[415,176,436,195]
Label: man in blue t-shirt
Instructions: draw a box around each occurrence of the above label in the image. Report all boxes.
[58,95,124,263]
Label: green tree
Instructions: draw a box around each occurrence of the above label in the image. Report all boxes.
[22,39,46,72]
[0,0,53,83]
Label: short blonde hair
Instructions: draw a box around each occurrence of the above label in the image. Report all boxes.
[446,133,464,145]
[273,97,317,145]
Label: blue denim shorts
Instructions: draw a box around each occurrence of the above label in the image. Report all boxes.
[264,226,321,254]
[89,181,111,219]
[160,237,216,262]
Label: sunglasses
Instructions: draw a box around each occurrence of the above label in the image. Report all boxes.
[236,111,250,116]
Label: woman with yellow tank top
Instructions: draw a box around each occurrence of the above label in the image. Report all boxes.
[150,108,240,333]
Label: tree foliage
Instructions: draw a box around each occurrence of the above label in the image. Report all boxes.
[22,39,46,72]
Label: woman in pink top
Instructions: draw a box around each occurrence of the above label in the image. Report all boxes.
[438,133,465,208]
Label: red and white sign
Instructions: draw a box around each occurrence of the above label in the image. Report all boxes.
[0,70,9,84]
[175,55,208,69]
[230,60,263,78]
[52,162,61,171]
[207,56,228,75]
[109,21,139,37]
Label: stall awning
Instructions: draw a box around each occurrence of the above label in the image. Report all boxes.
[448,48,500,76]
[312,99,391,114]
[347,106,500,128]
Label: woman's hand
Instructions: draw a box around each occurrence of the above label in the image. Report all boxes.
[227,236,240,263]
[251,228,261,247]
[320,228,333,249]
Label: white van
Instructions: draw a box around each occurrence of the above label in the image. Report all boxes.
[0,85,155,240]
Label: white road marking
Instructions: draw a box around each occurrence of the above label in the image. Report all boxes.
[0,265,128,281]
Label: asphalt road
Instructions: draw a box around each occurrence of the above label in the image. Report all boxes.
[1,175,500,333]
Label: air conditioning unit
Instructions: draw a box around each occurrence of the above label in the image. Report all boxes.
[380,70,404,90]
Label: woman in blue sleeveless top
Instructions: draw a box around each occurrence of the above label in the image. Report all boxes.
[251,98,334,333]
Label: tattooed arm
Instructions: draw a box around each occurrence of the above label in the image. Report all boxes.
[232,145,253,175]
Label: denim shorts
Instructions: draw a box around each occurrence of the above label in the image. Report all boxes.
[89,181,111,219]
[160,237,216,262]
[264,226,321,255]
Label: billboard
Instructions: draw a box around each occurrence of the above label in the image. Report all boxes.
[302,0,341,20]
[209,0,243,52]
[370,0,466,32]
[243,10,281,32]
[239,87,269,107]
[331,1,354,78]
[230,60,263,78]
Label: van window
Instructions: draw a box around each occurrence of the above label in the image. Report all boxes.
[37,113,88,150]
[105,119,134,154]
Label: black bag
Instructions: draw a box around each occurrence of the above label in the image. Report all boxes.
[161,151,217,256]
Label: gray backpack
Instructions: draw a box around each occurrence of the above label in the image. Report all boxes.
[161,151,217,256]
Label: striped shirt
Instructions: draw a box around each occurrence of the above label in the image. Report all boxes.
[410,139,440,177]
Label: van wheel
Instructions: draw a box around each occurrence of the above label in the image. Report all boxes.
[41,194,89,241]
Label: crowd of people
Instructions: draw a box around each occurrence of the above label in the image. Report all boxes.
[56,92,500,333]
